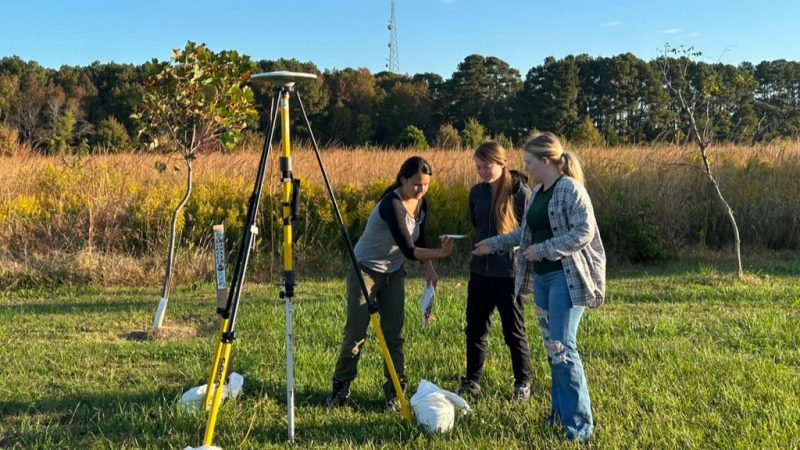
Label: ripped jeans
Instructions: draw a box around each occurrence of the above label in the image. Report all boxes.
[533,270,593,443]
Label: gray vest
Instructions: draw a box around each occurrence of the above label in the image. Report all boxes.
[354,197,425,273]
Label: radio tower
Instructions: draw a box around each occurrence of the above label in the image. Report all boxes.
[387,0,399,73]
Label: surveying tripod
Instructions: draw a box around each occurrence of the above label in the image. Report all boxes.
[198,71,412,448]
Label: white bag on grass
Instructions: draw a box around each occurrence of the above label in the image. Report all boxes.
[179,372,244,412]
[409,379,471,433]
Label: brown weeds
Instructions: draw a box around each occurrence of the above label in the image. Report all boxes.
[1,142,799,286]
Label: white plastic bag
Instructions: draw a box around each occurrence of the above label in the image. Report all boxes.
[419,282,435,327]
[183,446,222,450]
[410,379,471,433]
[179,372,244,412]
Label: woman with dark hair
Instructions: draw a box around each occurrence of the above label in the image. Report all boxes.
[324,156,455,410]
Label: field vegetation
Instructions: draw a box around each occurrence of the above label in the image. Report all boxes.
[1,257,798,449]
[1,143,799,288]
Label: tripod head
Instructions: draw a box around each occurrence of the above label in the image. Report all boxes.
[250,71,317,88]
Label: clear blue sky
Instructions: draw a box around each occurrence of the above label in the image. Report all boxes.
[2,0,798,77]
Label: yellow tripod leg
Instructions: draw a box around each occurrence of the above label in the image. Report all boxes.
[203,318,229,412]
[203,342,233,446]
[370,314,413,422]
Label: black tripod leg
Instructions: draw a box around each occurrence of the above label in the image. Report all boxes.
[294,91,414,423]
[201,89,281,447]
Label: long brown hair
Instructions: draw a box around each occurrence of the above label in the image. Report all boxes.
[474,141,518,234]
[523,131,584,185]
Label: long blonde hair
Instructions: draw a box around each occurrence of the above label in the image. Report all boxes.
[523,132,584,185]
[474,141,518,234]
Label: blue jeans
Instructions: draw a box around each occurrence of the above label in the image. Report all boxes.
[533,270,593,443]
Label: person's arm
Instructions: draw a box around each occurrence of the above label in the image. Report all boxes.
[422,259,438,287]
[472,187,533,256]
[472,228,521,256]
[379,194,453,261]
[414,200,454,261]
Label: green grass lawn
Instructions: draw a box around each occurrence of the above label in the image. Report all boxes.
[1,259,799,449]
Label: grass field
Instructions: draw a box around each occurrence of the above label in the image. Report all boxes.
[1,256,799,449]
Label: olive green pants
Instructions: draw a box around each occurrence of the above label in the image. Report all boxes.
[332,264,406,384]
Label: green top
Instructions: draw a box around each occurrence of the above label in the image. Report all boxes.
[526,179,564,274]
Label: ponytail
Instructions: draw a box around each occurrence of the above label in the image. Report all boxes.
[492,167,518,234]
[560,151,584,185]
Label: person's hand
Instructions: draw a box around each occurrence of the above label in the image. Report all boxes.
[471,239,491,256]
[522,245,540,262]
[439,236,455,258]
[425,263,439,288]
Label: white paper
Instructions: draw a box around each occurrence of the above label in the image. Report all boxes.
[420,282,435,327]
[439,234,467,239]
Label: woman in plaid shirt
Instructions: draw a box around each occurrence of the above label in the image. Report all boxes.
[473,132,606,444]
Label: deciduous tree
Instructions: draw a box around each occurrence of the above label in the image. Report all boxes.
[133,41,257,328]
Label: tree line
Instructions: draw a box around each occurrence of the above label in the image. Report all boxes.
[1,50,799,154]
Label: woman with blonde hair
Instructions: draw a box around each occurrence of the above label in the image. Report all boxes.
[458,140,533,401]
[473,132,605,443]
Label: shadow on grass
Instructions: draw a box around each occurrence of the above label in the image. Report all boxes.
[243,376,396,413]
[0,389,194,447]
[0,298,152,317]
[0,385,390,448]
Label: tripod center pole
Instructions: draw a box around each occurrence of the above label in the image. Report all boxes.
[278,86,297,443]
[280,87,296,292]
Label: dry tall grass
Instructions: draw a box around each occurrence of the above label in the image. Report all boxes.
[1,141,799,287]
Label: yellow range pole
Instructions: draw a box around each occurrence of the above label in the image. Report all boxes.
[371,314,413,421]
[196,83,281,449]
[279,87,297,443]
[203,318,228,411]
[203,342,233,446]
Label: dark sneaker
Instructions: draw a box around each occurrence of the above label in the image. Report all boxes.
[513,382,531,402]
[324,378,351,407]
[383,379,407,411]
[457,377,481,398]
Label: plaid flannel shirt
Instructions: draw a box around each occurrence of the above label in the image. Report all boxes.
[485,176,606,308]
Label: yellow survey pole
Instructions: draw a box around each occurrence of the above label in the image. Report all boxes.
[203,318,228,412]
[371,314,413,421]
[203,342,233,446]
[279,87,298,442]
[193,71,413,449]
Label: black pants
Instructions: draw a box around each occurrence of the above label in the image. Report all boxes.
[465,273,532,385]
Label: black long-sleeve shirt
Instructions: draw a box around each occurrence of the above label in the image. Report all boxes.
[469,174,531,278]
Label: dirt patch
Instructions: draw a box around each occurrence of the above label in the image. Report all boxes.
[123,324,199,342]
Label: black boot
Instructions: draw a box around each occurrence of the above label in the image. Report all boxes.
[383,379,407,411]
[457,376,482,398]
[324,378,352,407]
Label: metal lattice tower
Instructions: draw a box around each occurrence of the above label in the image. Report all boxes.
[387,0,399,73]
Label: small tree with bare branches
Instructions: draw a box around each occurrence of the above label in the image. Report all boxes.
[658,44,743,277]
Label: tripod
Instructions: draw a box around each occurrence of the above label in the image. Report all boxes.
[198,71,412,448]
